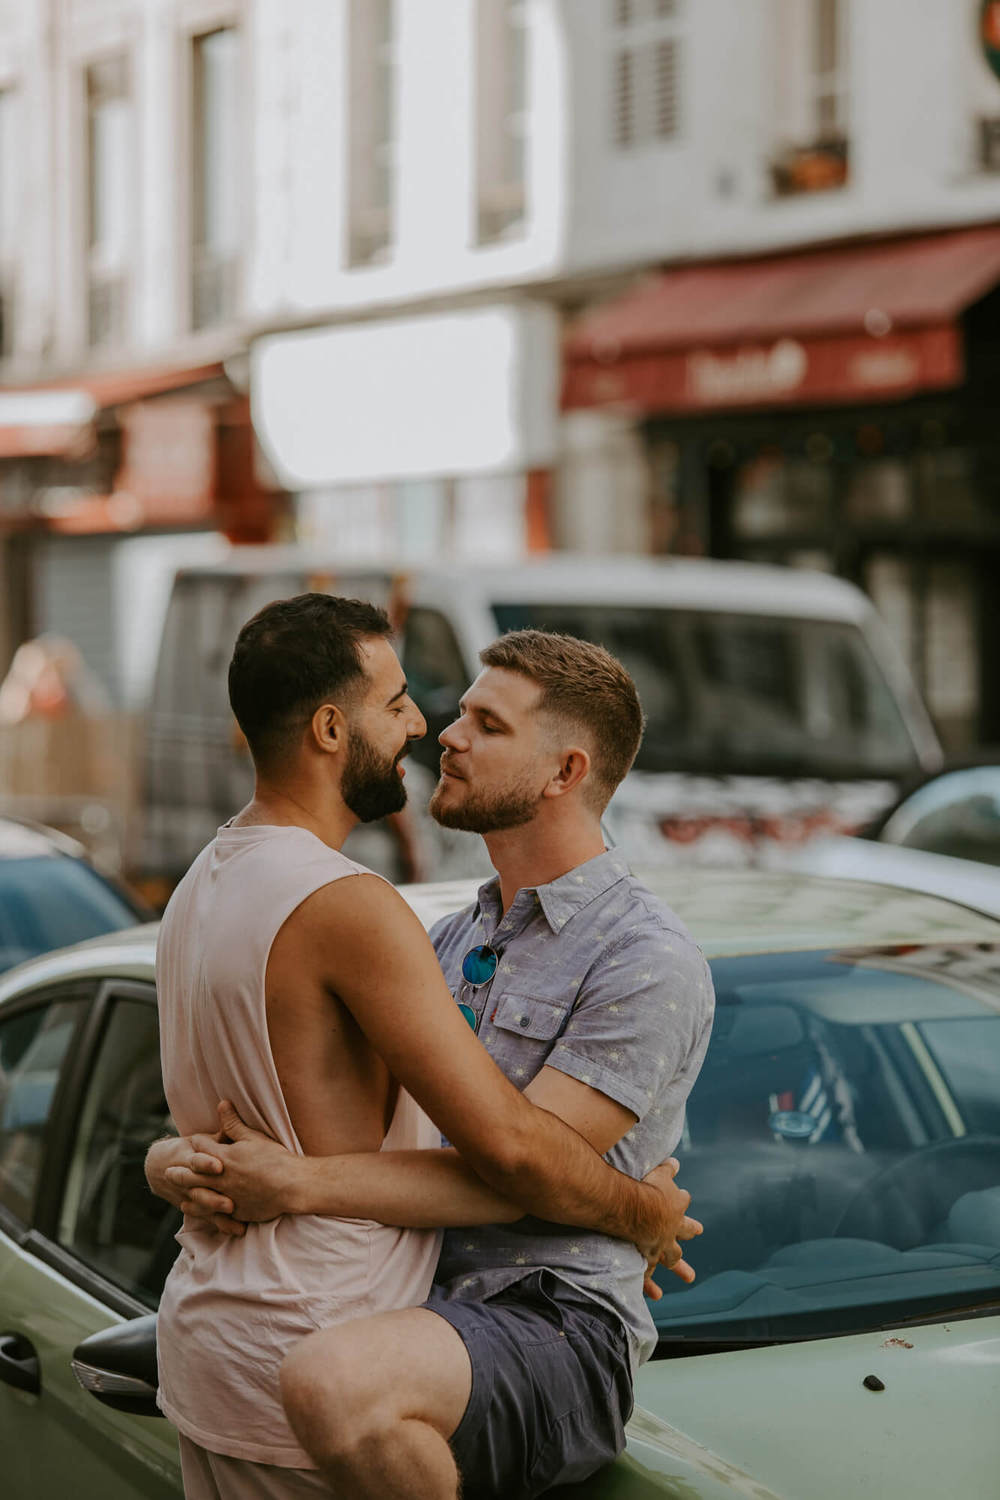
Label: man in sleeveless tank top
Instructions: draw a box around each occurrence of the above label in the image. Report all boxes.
[150,596,702,1500]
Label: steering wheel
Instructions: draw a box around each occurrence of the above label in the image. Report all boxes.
[833,1134,1000,1250]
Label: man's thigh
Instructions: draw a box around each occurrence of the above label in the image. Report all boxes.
[286,1304,474,1440]
[178,1435,331,1500]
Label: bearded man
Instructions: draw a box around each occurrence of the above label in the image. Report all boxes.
[150,596,700,1500]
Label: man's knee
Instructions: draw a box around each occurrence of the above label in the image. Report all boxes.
[281,1329,369,1457]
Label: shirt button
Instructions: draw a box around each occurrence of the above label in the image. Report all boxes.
[520,1017,529,1028]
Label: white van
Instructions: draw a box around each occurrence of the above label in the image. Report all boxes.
[140,552,942,884]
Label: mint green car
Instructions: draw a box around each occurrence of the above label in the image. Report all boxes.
[3,872,1000,1498]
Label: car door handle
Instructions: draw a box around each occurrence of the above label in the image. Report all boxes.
[0,1333,40,1395]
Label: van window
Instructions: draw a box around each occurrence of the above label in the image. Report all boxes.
[401,608,470,770]
[490,603,920,779]
[144,571,303,872]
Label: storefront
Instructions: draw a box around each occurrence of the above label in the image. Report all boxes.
[0,361,286,704]
[563,226,1000,750]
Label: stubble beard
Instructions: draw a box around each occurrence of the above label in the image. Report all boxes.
[429,771,539,834]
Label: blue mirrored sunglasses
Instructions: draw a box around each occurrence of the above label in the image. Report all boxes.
[462,944,500,986]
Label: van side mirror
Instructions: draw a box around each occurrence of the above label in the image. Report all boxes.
[71,1313,162,1418]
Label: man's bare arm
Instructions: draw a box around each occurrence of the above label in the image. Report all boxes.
[146,1107,700,1288]
[145,1121,522,1229]
[303,875,690,1267]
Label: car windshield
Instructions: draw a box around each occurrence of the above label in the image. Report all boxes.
[0,857,139,973]
[490,603,920,778]
[650,944,1000,1347]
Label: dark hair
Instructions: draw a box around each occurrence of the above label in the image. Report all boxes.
[228,593,392,767]
[479,629,644,810]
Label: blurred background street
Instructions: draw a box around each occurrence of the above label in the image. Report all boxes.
[1,0,1000,902]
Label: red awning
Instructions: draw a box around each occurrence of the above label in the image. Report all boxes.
[563,226,1000,414]
[0,361,230,459]
[52,360,228,410]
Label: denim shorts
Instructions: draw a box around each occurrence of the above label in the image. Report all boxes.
[422,1269,633,1500]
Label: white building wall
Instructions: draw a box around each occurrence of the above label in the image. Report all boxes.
[6,3,1000,373]
[249,0,571,320]
[563,0,1000,274]
[0,0,250,381]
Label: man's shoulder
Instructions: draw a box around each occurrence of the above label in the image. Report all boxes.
[603,870,703,961]
[429,900,480,954]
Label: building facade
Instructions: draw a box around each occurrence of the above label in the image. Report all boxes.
[3,0,1000,746]
[0,0,281,708]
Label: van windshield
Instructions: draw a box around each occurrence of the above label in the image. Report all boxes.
[490,604,920,779]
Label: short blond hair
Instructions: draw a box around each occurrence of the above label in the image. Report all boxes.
[480,630,644,810]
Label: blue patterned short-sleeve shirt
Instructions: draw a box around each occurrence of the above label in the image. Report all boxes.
[430,849,714,1373]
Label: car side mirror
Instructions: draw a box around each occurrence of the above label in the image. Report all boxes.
[71,1313,162,1418]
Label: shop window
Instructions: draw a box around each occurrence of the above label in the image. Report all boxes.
[476,0,529,243]
[0,997,85,1226]
[347,0,397,268]
[731,456,833,540]
[191,27,242,330]
[56,992,180,1306]
[611,0,683,150]
[925,561,979,752]
[85,56,132,349]
[845,460,911,527]
[915,448,990,533]
[770,0,849,196]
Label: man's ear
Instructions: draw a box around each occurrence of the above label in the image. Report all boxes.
[542,747,591,799]
[310,702,348,755]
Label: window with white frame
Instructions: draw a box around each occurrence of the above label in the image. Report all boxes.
[86,57,131,349]
[476,0,528,243]
[347,0,397,268]
[0,87,17,357]
[191,27,242,330]
[771,0,849,195]
[611,0,682,151]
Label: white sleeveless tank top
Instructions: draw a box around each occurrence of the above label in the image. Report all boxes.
[155,823,442,1467]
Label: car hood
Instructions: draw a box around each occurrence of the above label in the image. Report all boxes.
[583,1314,1000,1498]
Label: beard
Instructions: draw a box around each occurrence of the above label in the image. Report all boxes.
[429,768,539,834]
[341,729,409,823]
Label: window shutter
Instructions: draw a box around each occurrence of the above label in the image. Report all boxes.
[654,37,679,138]
[614,49,636,147]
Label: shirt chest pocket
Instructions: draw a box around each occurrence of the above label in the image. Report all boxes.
[490,993,570,1042]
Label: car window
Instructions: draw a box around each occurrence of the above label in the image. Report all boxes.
[880,767,1000,866]
[56,991,180,1307]
[0,998,86,1225]
[401,607,471,769]
[0,856,139,973]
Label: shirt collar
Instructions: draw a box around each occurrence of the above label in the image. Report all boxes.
[474,849,630,937]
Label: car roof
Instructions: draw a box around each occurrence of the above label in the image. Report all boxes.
[4,871,999,1007]
[0,923,161,1003]
[175,550,870,623]
[0,815,88,861]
